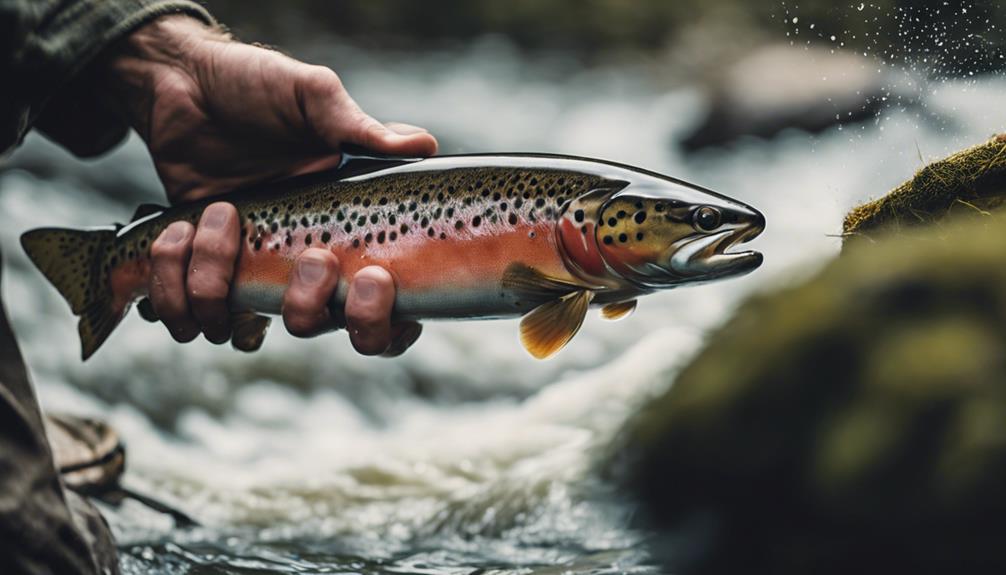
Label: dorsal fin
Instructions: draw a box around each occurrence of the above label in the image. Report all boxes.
[130,203,166,222]
[334,143,424,180]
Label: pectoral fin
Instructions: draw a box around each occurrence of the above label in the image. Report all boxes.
[519,290,593,359]
[502,263,584,302]
[601,300,637,321]
[231,312,272,352]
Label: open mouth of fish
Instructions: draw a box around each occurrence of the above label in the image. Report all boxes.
[669,224,764,278]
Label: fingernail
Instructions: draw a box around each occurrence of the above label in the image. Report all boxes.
[354,277,378,301]
[162,224,188,244]
[203,206,229,230]
[297,257,326,285]
[386,122,428,136]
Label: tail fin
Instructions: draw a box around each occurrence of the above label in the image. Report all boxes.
[20,227,121,360]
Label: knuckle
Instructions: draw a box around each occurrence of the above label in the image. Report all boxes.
[187,275,229,305]
[305,65,342,93]
[192,231,237,258]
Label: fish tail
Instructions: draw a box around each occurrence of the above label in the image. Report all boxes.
[20,227,121,360]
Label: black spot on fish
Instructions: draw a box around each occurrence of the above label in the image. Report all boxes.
[421,193,430,203]
[273,206,280,214]
[303,202,312,210]
[270,222,279,233]
[530,177,538,185]
[353,196,361,205]
[618,233,628,243]
[344,223,353,233]
[253,239,262,251]
[286,235,293,246]
[305,234,313,245]
[446,207,454,218]
[508,213,518,225]
[574,209,585,223]
[398,203,406,213]
[437,192,445,202]
[409,201,418,211]
[617,210,627,219]
[500,202,508,212]
[535,198,545,208]
[353,238,360,248]
[365,233,373,243]
[389,215,397,225]
[514,198,524,209]
[581,225,588,235]
[370,214,379,224]
[472,215,482,227]
[608,217,617,227]
[603,236,613,245]
[260,210,268,219]
[428,227,435,237]
[377,231,385,244]
[440,232,447,240]
[517,183,525,191]
[636,232,644,241]
[421,216,429,227]
[434,207,443,219]
[493,192,501,201]
[300,216,309,227]
[389,231,397,241]
[357,216,366,227]
[321,231,331,243]
[336,212,345,221]
[455,220,464,230]
[401,224,409,234]
[634,212,647,224]
[655,203,665,212]
[379,197,388,206]
[363,198,371,208]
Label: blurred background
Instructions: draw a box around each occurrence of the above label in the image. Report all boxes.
[2,1,1005,573]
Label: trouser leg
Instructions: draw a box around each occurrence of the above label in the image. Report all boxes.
[0,252,117,574]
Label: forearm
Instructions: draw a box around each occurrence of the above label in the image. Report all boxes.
[0,0,214,156]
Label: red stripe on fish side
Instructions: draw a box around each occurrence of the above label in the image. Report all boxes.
[233,221,573,293]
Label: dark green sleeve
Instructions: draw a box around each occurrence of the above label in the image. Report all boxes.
[0,0,215,157]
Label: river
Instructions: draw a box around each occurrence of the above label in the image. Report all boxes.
[1,33,1003,574]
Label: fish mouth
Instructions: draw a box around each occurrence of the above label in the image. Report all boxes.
[668,223,764,280]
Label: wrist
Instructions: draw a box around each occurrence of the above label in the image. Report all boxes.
[101,15,229,137]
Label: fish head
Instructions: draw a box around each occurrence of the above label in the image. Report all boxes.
[584,179,765,288]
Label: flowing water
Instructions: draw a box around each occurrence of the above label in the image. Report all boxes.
[2,29,1005,574]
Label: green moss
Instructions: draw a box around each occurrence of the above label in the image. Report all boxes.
[613,212,1006,574]
[844,135,1006,242]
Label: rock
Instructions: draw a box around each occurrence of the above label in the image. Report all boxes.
[680,45,903,151]
[844,134,1006,242]
[610,210,1006,574]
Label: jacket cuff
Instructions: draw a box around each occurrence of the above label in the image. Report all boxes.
[28,1,215,157]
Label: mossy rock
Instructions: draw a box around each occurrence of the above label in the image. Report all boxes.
[612,213,1006,574]
[843,134,1006,242]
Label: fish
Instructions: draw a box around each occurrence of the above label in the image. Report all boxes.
[21,151,766,360]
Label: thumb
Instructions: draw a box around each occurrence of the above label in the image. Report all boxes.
[307,80,438,157]
[342,112,439,157]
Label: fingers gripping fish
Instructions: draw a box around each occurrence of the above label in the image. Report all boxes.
[21,151,765,360]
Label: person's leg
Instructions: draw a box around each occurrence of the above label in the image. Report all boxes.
[0,252,117,574]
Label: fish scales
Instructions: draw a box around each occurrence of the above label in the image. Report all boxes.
[21,153,765,359]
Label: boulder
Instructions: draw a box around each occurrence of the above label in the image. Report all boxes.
[612,187,1006,573]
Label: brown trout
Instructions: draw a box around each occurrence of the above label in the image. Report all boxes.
[22,153,765,360]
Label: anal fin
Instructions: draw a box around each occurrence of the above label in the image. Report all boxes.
[519,290,593,359]
[601,300,637,321]
[231,312,271,352]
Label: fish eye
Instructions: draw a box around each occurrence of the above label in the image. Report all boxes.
[693,206,722,232]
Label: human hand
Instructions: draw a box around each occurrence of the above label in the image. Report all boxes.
[107,16,435,355]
